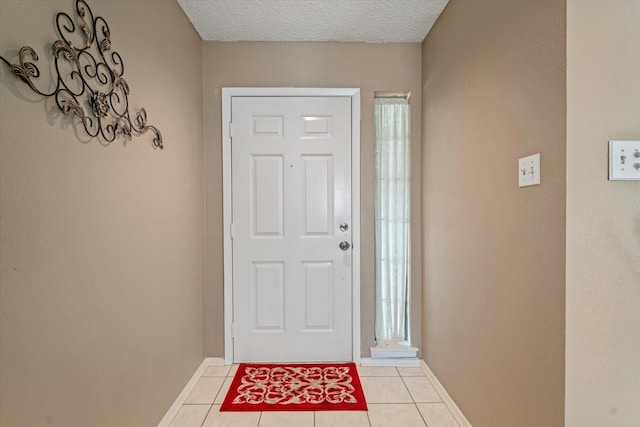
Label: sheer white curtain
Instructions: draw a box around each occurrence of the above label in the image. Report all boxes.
[374,97,410,345]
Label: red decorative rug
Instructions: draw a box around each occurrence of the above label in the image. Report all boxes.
[220,362,367,412]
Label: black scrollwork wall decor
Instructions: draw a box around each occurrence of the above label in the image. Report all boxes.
[0,0,163,149]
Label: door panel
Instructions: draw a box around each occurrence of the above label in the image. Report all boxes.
[302,156,333,235]
[253,262,284,331]
[232,96,352,362]
[251,156,284,236]
[303,261,333,330]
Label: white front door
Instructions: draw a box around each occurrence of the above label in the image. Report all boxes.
[231,96,353,362]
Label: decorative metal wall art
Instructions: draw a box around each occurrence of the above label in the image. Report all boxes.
[0,0,163,149]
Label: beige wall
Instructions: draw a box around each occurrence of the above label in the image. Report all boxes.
[566,1,640,425]
[11,2,639,426]
[421,1,566,426]
[202,42,422,357]
[0,1,204,426]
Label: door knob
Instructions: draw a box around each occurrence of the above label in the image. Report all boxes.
[339,241,351,251]
[340,223,349,232]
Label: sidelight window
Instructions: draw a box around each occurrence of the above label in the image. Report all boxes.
[374,95,410,345]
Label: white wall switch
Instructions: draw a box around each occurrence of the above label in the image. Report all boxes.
[518,153,541,187]
[609,140,640,181]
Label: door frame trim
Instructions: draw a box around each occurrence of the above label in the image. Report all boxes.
[221,87,361,364]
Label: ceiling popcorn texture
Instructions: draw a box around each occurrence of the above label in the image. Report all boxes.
[177,0,449,43]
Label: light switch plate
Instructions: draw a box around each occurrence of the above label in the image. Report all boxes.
[519,153,541,187]
[609,140,640,181]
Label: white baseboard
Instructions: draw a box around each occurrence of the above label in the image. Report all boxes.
[157,357,225,427]
[360,357,421,367]
[420,360,472,427]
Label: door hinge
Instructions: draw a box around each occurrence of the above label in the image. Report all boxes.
[229,122,233,138]
[231,323,235,338]
[230,223,235,239]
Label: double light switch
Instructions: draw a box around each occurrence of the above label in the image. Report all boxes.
[519,153,541,188]
[609,140,640,181]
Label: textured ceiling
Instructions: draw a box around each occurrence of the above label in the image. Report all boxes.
[177,0,449,43]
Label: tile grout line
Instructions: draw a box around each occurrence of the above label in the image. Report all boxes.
[159,358,221,427]
[200,365,227,426]
[198,404,214,427]
[420,371,459,427]
[397,368,429,427]
[365,408,373,427]
[419,362,467,427]
[356,367,373,427]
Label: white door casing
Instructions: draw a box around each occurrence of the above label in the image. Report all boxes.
[222,88,361,364]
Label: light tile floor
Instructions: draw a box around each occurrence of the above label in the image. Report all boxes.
[168,364,460,427]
